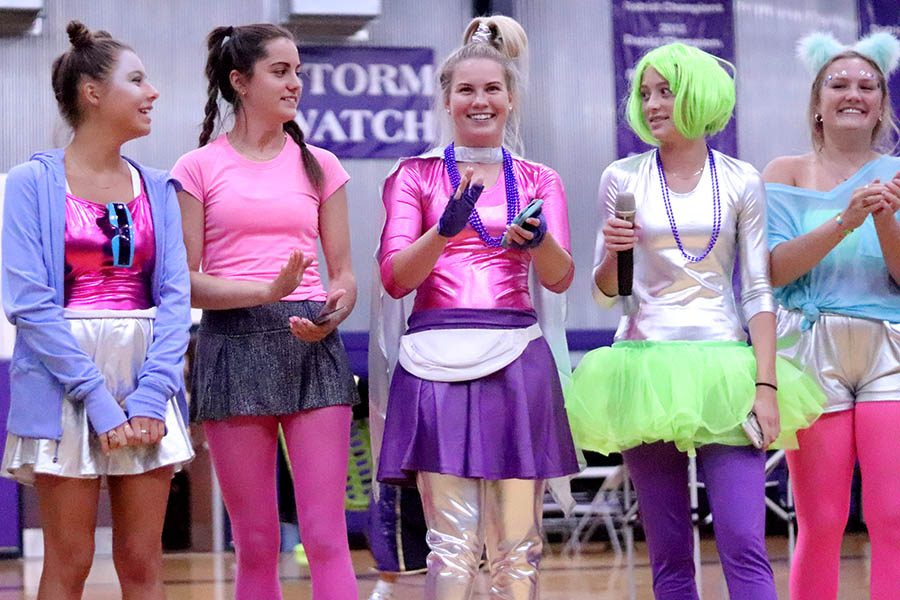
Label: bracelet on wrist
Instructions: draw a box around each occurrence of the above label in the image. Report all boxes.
[834,213,854,238]
[755,381,778,392]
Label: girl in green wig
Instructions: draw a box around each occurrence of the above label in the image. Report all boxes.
[566,42,824,599]
[626,42,735,146]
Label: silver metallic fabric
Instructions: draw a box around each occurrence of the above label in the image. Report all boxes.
[367,580,397,600]
[417,472,544,600]
[777,307,900,411]
[592,149,776,342]
[2,312,194,484]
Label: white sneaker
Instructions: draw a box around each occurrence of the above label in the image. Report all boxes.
[368,579,395,600]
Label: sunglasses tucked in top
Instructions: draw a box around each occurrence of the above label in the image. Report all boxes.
[63,163,156,310]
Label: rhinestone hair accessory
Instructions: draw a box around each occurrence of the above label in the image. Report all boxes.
[470,22,493,45]
[444,142,520,247]
[798,31,900,77]
[655,147,722,263]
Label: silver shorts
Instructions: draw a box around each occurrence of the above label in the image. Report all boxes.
[1,310,194,484]
[776,307,900,412]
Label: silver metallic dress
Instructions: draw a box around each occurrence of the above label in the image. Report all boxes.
[566,149,825,454]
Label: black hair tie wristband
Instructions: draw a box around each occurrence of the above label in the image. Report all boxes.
[755,382,778,392]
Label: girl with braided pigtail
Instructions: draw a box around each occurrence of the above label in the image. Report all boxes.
[172,23,359,600]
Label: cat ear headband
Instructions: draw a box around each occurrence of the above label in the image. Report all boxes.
[797,31,900,77]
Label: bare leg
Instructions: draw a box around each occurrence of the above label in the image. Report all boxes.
[34,475,101,600]
[108,466,174,600]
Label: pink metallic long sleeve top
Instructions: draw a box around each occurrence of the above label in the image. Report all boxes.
[379,156,573,313]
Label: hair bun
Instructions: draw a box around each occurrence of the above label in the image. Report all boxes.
[463,16,527,62]
[66,20,93,49]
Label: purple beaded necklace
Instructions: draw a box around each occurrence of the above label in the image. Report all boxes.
[655,147,722,263]
[444,142,520,247]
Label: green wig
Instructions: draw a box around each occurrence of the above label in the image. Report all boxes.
[626,43,736,146]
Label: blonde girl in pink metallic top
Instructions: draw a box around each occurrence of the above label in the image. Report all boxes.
[376,16,578,600]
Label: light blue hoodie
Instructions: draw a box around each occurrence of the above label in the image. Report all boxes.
[2,149,191,439]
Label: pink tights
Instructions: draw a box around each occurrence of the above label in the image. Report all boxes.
[787,402,900,600]
[204,406,358,600]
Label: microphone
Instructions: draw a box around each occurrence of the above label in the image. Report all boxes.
[615,192,636,296]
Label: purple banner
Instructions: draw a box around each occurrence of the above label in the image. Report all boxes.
[297,46,436,159]
[0,365,19,554]
[859,0,900,146]
[612,0,737,158]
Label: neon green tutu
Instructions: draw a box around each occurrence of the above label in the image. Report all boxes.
[565,341,826,455]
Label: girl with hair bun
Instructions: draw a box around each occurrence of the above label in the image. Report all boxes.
[171,23,358,600]
[1,20,193,599]
[374,15,578,599]
[763,31,900,600]
[566,42,824,599]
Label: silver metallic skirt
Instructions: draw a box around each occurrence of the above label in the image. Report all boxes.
[1,309,194,484]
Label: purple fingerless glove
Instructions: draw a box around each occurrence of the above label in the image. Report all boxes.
[438,183,484,238]
[509,212,547,249]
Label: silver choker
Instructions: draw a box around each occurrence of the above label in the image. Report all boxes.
[453,146,503,164]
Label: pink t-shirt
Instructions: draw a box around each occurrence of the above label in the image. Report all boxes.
[171,135,349,301]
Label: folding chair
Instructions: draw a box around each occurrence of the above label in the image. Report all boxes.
[561,465,626,557]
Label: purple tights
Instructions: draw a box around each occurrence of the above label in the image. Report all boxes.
[623,442,776,600]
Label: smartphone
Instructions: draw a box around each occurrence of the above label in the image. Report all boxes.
[741,411,765,449]
[501,199,544,248]
[312,304,348,326]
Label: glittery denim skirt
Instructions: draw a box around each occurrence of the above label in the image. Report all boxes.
[190,301,359,423]
[1,309,195,484]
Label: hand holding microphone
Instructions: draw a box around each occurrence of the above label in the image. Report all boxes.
[602,192,637,296]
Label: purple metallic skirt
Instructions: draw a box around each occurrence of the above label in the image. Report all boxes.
[377,308,579,486]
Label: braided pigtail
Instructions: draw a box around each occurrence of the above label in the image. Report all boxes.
[283,119,323,194]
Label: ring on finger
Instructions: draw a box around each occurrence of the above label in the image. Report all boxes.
[140,429,149,435]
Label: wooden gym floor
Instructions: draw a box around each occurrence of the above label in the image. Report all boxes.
[0,534,873,599]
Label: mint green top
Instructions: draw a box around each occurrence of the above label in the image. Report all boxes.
[766,155,900,326]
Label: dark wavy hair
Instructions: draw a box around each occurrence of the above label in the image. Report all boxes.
[200,24,322,191]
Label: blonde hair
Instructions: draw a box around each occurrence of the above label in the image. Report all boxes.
[808,51,899,152]
[435,16,529,155]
